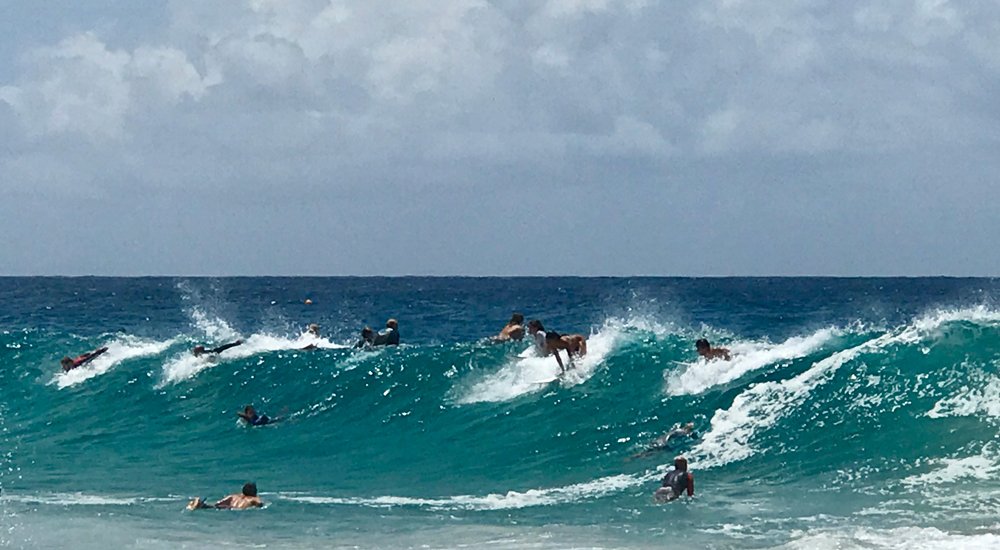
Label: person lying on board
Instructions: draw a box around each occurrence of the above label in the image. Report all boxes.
[695,338,730,361]
[187,482,263,510]
[60,346,109,372]
[192,340,243,357]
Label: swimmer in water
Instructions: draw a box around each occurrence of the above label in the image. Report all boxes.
[192,340,243,357]
[60,346,109,372]
[495,313,526,342]
[237,405,271,427]
[654,456,695,503]
[187,482,264,510]
[372,319,399,346]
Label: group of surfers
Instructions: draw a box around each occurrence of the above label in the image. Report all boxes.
[61,313,730,507]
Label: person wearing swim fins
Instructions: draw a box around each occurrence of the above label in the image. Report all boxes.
[192,340,243,357]
[60,346,109,372]
[237,405,271,426]
[655,456,695,502]
[187,482,263,510]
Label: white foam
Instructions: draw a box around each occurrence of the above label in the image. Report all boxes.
[693,308,991,469]
[927,363,1000,419]
[52,336,176,389]
[778,526,1000,550]
[189,308,241,342]
[901,442,1000,487]
[456,321,624,404]
[159,331,347,385]
[278,473,639,511]
[666,327,839,396]
[2,492,173,506]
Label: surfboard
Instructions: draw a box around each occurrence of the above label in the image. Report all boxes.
[530,376,560,385]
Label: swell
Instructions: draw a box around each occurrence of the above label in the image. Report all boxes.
[1,306,999,512]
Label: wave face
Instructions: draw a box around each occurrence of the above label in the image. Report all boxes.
[1,277,999,549]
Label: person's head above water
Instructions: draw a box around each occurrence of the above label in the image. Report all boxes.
[242,482,258,497]
[192,345,207,357]
[674,456,688,471]
[509,313,524,325]
[307,324,320,336]
[386,319,398,330]
[695,339,711,351]
[528,320,544,333]
[244,405,256,417]
[60,357,73,369]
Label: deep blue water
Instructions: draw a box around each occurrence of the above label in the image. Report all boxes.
[1,277,999,549]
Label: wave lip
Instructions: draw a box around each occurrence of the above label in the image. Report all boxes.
[694,307,998,469]
[666,327,840,396]
[53,336,176,389]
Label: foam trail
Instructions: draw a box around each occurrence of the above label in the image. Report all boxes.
[456,320,624,404]
[278,473,639,511]
[53,336,176,389]
[159,331,347,385]
[666,327,840,396]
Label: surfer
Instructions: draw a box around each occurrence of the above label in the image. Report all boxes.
[495,313,526,342]
[654,456,695,502]
[631,423,698,459]
[60,346,109,372]
[527,320,547,354]
[187,482,264,510]
[192,340,243,357]
[301,324,321,350]
[544,331,587,373]
[354,326,376,349]
[237,405,271,427]
[372,318,400,346]
[696,338,730,360]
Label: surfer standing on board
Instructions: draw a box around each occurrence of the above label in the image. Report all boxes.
[60,346,109,372]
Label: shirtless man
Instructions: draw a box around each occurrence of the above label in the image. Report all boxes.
[495,313,526,342]
[187,482,264,510]
[695,338,730,360]
[192,340,243,357]
[60,346,109,372]
[544,331,588,373]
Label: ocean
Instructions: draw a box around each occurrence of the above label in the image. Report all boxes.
[1,277,999,549]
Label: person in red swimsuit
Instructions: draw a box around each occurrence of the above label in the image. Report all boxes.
[60,347,109,371]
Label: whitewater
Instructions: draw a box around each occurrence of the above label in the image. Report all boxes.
[1,277,998,549]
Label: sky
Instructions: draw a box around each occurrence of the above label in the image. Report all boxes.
[1,0,998,276]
